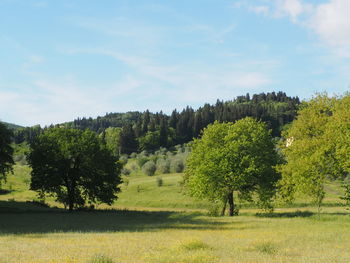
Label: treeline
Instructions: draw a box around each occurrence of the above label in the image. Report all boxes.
[12,91,300,153]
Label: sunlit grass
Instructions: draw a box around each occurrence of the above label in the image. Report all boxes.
[0,164,349,262]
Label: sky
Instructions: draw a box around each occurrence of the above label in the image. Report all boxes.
[1,0,350,126]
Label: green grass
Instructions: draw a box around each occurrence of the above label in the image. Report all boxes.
[1,164,350,262]
[1,164,346,210]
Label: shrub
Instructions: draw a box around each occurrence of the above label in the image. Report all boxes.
[119,155,128,165]
[129,152,137,159]
[121,168,131,176]
[156,159,170,174]
[341,182,350,208]
[130,163,138,171]
[137,156,149,168]
[170,158,184,173]
[123,177,129,187]
[142,161,156,176]
[207,202,220,217]
[156,176,163,187]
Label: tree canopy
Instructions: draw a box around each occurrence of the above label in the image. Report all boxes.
[0,122,14,183]
[278,93,350,208]
[14,92,300,153]
[27,128,122,210]
[185,117,280,216]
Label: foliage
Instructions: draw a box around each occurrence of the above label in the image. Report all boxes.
[12,142,29,165]
[340,182,350,208]
[14,92,300,152]
[0,122,14,184]
[138,130,161,151]
[156,158,170,174]
[185,118,280,216]
[170,158,185,173]
[277,93,349,209]
[142,161,156,176]
[27,128,122,210]
[137,156,149,168]
[119,124,138,154]
[102,127,121,157]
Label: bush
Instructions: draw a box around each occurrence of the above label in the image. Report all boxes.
[156,159,170,174]
[142,161,156,176]
[156,176,163,187]
[123,177,129,187]
[129,152,137,159]
[121,168,131,176]
[119,155,128,165]
[207,202,220,217]
[170,158,184,173]
[137,156,149,168]
[129,163,138,172]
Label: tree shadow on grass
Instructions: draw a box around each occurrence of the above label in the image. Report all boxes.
[255,210,350,218]
[0,201,236,234]
[255,210,314,218]
[0,189,13,195]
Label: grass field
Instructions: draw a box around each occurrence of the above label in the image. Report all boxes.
[0,164,350,263]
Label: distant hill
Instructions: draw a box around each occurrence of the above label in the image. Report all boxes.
[12,91,301,153]
[1,121,23,130]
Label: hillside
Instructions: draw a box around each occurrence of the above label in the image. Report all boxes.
[12,92,300,153]
[0,163,345,211]
[1,121,23,130]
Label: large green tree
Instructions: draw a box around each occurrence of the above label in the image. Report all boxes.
[0,122,14,184]
[27,128,122,211]
[277,94,340,209]
[185,118,280,216]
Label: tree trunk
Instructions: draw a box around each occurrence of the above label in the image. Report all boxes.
[67,179,76,212]
[228,191,235,216]
[221,197,227,216]
[67,186,75,211]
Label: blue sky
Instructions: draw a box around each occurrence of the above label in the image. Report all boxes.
[1,0,350,126]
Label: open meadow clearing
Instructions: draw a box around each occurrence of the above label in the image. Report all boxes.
[0,166,350,263]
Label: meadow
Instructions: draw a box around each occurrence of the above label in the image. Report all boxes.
[0,164,350,263]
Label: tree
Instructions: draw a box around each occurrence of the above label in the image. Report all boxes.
[185,118,280,216]
[119,124,138,154]
[142,160,156,176]
[27,128,122,211]
[326,94,350,177]
[0,122,14,184]
[138,131,161,151]
[103,127,122,157]
[277,94,338,210]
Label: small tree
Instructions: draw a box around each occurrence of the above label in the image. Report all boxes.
[0,122,14,184]
[103,127,121,157]
[27,128,122,211]
[185,118,280,216]
[142,160,156,176]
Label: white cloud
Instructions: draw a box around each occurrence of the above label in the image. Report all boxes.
[0,76,146,126]
[308,0,350,57]
[274,0,311,22]
[246,0,350,57]
[66,47,273,103]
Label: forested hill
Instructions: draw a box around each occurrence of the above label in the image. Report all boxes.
[1,122,23,130]
[13,91,300,152]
